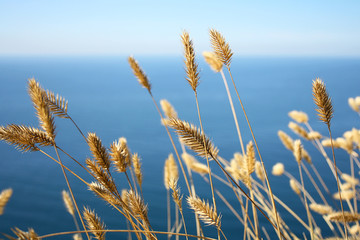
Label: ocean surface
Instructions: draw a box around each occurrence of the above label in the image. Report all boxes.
[0,56,359,239]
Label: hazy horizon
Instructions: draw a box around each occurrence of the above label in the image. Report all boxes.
[1,1,360,57]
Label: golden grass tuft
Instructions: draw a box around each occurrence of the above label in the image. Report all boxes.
[187,195,221,228]
[333,190,356,200]
[132,153,143,187]
[288,110,309,123]
[181,31,200,92]
[278,130,294,151]
[87,133,110,170]
[312,78,333,125]
[83,207,106,240]
[167,118,218,158]
[309,203,333,215]
[209,29,233,67]
[272,162,285,176]
[327,212,360,223]
[289,179,301,195]
[288,121,309,140]
[11,227,39,240]
[203,51,223,72]
[0,188,13,215]
[46,90,69,119]
[160,99,178,119]
[62,190,75,216]
[109,137,131,173]
[128,56,151,93]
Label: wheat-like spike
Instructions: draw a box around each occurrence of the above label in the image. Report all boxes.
[288,121,309,140]
[46,90,69,119]
[255,161,265,181]
[0,125,53,152]
[83,207,106,240]
[87,133,110,170]
[290,179,301,195]
[62,190,75,216]
[126,190,150,225]
[132,153,143,187]
[209,29,233,67]
[327,212,360,223]
[245,141,255,174]
[293,139,303,164]
[309,203,333,215]
[88,182,123,207]
[312,78,333,125]
[11,227,39,240]
[278,130,294,151]
[181,31,200,92]
[167,118,219,158]
[203,51,223,72]
[0,188,13,215]
[28,78,56,140]
[169,179,183,211]
[160,99,178,119]
[187,195,221,228]
[86,159,117,195]
[109,137,131,173]
[128,56,151,93]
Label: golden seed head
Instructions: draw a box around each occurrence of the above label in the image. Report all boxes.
[62,190,75,216]
[255,161,265,181]
[181,31,200,92]
[333,190,356,200]
[272,163,285,176]
[288,121,309,140]
[348,97,359,112]
[290,179,301,195]
[341,173,359,185]
[278,130,294,151]
[0,188,13,215]
[309,203,333,215]
[187,195,221,228]
[109,137,131,172]
[293,139,302,164]
[83,207,106,240]
[181,152,197,168]
[160,99,178,119]
[128,56,151,93]
[203,51,223,72]
[209,29,233,67]
[308,131,322,140]
[312,78,333,125]
[327,211,360,223]
[288,110,309,123]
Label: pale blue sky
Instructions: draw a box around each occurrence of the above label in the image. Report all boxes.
[1,0,359,56]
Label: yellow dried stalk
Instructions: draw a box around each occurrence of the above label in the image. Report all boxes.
[309,203,333,215]
[181,31,200,92]
[288,110,309,123]
[62,190,75,216]
[128,56,151,93]
[167,118,218,158]
[0,188,13,215]
[187,195,221,228]
[28,78,56,140]
[87,133,110,170]
[0,124,53,152]
[83,207,106,240]
[203,51,223,72]
[209,29,233,67]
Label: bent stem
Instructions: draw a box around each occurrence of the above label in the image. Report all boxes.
[226,66,282,240]
[328,126,348,239]
[194,92,220,240]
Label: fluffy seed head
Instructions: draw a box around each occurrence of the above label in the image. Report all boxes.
[308,131,322,140]
[87,133,110,170]
[288,122,309,140]
[160,99,178,119]
[110,137,131,172]
[327,211,360,223]
[181,31,200,92]
[255,161,265,181]
[333,190,355,200]
[278,130,294,151]
[341,173,359,185]
[288,110,309,123]
[293,140,303,164]
[209,29,233,67]
[309,203,333,215]
[348,97,359,112]
[187,195,221,228]
[290,179,301,195]
[203,51,223,72]
[83,207,106,240]
[0,188,13,215]
[62,190,75,216]
[272,163,285,176]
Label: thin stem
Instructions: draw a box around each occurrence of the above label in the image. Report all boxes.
[53,145,91,240]
[298,163,314,240]
[301,162,328,205]
[194,92,220,240]
[167,189,171,240]
[328,126,348,240]
[226,66,283,240]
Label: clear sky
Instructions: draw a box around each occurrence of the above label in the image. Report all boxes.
[1,0,359,56]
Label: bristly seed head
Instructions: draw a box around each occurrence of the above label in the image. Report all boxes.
[312,78,333,126]
[181,31,200,92]
[128,56,152,94]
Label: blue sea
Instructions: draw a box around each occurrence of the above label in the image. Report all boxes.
[0,56,359,239]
